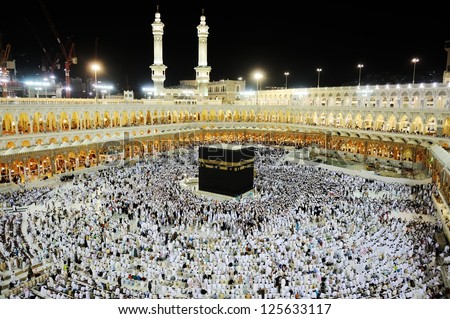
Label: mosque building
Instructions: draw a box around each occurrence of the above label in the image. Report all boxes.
[0,8,450,300]
[0,10,450,204]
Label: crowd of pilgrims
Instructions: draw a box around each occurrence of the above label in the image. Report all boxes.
[0,145,447,299]
[0,186,52,208]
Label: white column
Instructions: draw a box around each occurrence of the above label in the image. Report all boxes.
[195,12,212,97]
[14,116,19,134]
[150,7,167,95]
[197,15,208,67]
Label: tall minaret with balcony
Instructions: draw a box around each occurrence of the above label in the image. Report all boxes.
[194,10,212,97]
[150,6,167,96]
[444,40,450,84]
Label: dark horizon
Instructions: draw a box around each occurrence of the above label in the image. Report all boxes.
[2,1,449,93]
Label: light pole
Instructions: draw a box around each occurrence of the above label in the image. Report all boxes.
[254,72,263,105]
[411,58,419,84]
[91,63,101,99]
[357,64,364,86]
[284,72,289,89]
[316,68,322,88]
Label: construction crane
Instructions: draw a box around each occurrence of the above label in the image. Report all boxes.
[25,18,60,78]
[39,0,77,98]
[0,32,11,97]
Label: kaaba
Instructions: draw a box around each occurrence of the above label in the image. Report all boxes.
[198,144,255,197]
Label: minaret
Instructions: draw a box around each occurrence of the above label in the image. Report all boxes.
[444,40,450,84]
[150,6,167,96]
[194,9,212,97]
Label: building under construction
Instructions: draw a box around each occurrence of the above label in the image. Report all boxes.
[0,33,18,97]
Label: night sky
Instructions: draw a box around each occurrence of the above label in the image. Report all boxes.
[1,1,449,92]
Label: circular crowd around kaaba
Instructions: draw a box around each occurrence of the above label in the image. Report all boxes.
[0,145,448,299]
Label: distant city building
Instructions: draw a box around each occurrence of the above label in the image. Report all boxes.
[207,79,246,104]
